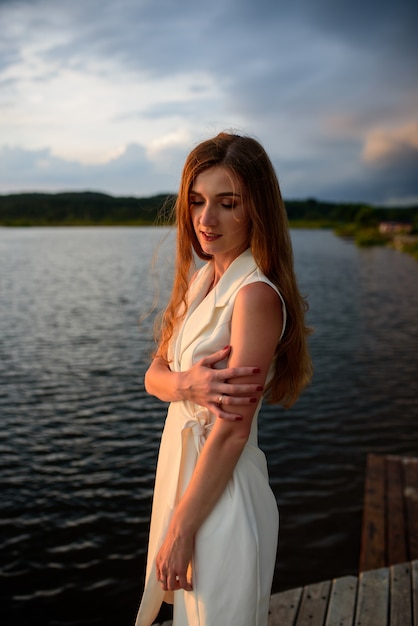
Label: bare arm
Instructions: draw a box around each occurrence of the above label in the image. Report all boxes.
[155,282,283,591]
[145,346,264,421]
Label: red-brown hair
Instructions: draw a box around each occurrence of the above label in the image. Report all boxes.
[155,132,312,407]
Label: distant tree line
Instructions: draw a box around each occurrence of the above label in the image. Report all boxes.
[0,192,176,226]
[0,191,417,228]
[284,198,418,229]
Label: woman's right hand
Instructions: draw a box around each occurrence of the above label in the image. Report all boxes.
[179,345,263,421]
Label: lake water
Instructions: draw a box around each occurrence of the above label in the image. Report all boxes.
[1,227,417,626]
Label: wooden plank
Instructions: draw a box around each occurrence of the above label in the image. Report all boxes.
[412,560,418,626]
[268,586,303,625]
[360,454,386,571]
[387,456,408,565]
[325,576,357,626]
[404,458,418,561]
[295,580,331,626]
[354,566,389,626]
[390,562,412,626]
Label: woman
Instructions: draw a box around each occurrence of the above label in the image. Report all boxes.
[135,132,312,626]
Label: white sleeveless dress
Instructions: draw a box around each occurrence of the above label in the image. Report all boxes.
[135,248,286,626]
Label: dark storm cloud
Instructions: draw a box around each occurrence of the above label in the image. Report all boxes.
[0,0,417,203]
[3,0,416,80]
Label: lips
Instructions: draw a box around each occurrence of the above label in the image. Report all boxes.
[201,231,221,242]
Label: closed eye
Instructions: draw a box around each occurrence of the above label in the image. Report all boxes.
[189,193,204,207]
[189,193,239,209]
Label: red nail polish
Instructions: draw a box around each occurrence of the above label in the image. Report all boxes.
[235,416,243,421]
[256,385,263,391]
[250,398,257,403]
[223,345,230,350]
[253,368,260,373]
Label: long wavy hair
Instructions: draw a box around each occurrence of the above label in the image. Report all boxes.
[154,132,313,407]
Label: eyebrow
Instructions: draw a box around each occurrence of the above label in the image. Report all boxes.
[189,190,241,198]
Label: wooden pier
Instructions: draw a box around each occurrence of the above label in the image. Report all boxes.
[268,560,418,625]
[154,560,418,625]
[360,453,418,572]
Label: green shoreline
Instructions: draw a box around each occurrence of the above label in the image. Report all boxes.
[1,192,417,260]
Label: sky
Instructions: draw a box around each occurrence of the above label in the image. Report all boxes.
[1,0,417,205]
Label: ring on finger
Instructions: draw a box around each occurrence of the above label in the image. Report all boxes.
[218,394,223,405]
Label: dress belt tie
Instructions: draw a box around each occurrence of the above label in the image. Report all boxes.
[182,408,214,453]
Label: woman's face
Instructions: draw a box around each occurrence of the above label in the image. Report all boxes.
[189,166,251,267]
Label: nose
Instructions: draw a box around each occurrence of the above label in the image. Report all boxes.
[199,201,217,226]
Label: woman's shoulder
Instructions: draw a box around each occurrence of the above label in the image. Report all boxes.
[236,280,282,308]
[233,282,284,345]
[239,269,287,341]
[244,266,283,302]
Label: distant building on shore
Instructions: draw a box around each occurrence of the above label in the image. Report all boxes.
[378,221,413,235]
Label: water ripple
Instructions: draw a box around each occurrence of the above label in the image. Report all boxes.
[1,227,417,624]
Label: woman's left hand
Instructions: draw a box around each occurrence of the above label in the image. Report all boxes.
[156,527,194,592]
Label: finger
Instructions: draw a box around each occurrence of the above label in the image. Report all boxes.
[219,412,243,422]
[218,397,259,407]
[209,403,243,421]
[158,577,168,590]
[219,384,264,399]
[216,366,261,379]
[215,394,257,407]
[175,573,193,591]
[156,568,168,590]
[166,573,178,590]
[200,345,231,367]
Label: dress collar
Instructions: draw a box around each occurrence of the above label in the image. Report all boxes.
[173,248,258,368]
[212,248,257,307]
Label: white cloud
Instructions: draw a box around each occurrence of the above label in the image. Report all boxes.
[0,42,223,165]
